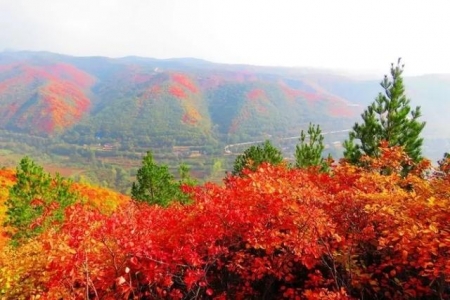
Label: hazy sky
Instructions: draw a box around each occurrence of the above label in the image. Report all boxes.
[1,0,449,75]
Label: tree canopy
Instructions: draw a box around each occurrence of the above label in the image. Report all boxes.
[344,58,425,167]
[295,123,329,171]
[4,157,77,242]
[131,151,192,206]
[232,140,284,176]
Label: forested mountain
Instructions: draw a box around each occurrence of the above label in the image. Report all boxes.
[0,51,449,159]
[0,51,358,141]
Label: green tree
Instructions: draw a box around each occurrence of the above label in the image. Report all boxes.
[295,123,329,171]
[344,59,425,165]
[131,151,192,206]
[232,140,283,176]
[176,163,197,203]
[4,157,77,241]
[178,163,197,186]
[114,166,132,194]
[210,158,224,180]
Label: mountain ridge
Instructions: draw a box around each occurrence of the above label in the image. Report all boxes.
[0,51,448,161]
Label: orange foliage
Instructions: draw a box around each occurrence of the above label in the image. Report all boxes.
[181,105,202,125]
[172,73,198,93]
[46,63,96,89]
[0,169,127,252]
[1,146,450,299]
[0,169,15,249]
[0,62,94,134]
[169,85,187,99]
[36,81,91,133]
[167,75,203,125]
[438,156,450,174]
[71,182,130,214]
[169,73,199,98]
[0,168,16,186]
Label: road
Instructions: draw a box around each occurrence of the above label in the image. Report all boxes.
[224,129,351,154]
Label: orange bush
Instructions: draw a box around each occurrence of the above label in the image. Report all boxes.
[1,146,449,299]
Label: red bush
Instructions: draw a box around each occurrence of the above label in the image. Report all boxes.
[1,146,449,299]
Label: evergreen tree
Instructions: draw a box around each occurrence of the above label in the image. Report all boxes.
[232,140,283,176]
[131,151,192,206]
[295,123,329,171]
[178,163,197,186]
[176,163,197,203]
[4,157,77,241]
[344,59,425,165]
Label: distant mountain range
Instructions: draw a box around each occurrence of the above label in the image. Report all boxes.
[0,51,449,159]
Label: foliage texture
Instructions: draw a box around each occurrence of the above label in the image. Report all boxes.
[131,151,192,206]
[232,140,284,176]
[1,145,449,299]
[4,157,77,241]
[344,59,425,167]
[295,123,329,171]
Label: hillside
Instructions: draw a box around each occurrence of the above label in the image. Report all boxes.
[0,61,94,134]
[0,51,359,143]
[0,51,449,164]
[0,166,130,249]
[1,148,450,299]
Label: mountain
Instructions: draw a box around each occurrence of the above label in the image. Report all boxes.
[0,51,449,161]
[0,60,94,134]
[0,51,359,141]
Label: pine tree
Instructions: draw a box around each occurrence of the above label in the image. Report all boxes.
[295,123,329,171]
[4,157,77,241]
[131,151,192,206]
[344,58,425,165]
[232,140,283,176]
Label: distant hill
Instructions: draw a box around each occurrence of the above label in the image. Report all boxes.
[0,51,357,140]
[0,51,449,160]
[0,60,94,134]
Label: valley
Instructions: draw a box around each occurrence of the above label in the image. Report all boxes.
[0,51,449,192]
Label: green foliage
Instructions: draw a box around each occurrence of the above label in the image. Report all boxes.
[131,151,192,206]
[232,140,283,176]
[4,157,77,241]
[178,163,197,186]
[209,158,225,180]
[295,123,329,171]
[74,164,132,194]
[344,58,426,165]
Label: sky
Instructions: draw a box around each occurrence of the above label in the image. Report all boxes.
[0,0,449,76]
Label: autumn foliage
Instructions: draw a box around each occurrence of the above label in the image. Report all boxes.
[0,168,15,249]
[166,73,203,125]
[1,145,450,299]
[0,63,94,134]
[172,73,199,93]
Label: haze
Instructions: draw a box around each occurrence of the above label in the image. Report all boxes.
[1,0,449,76]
